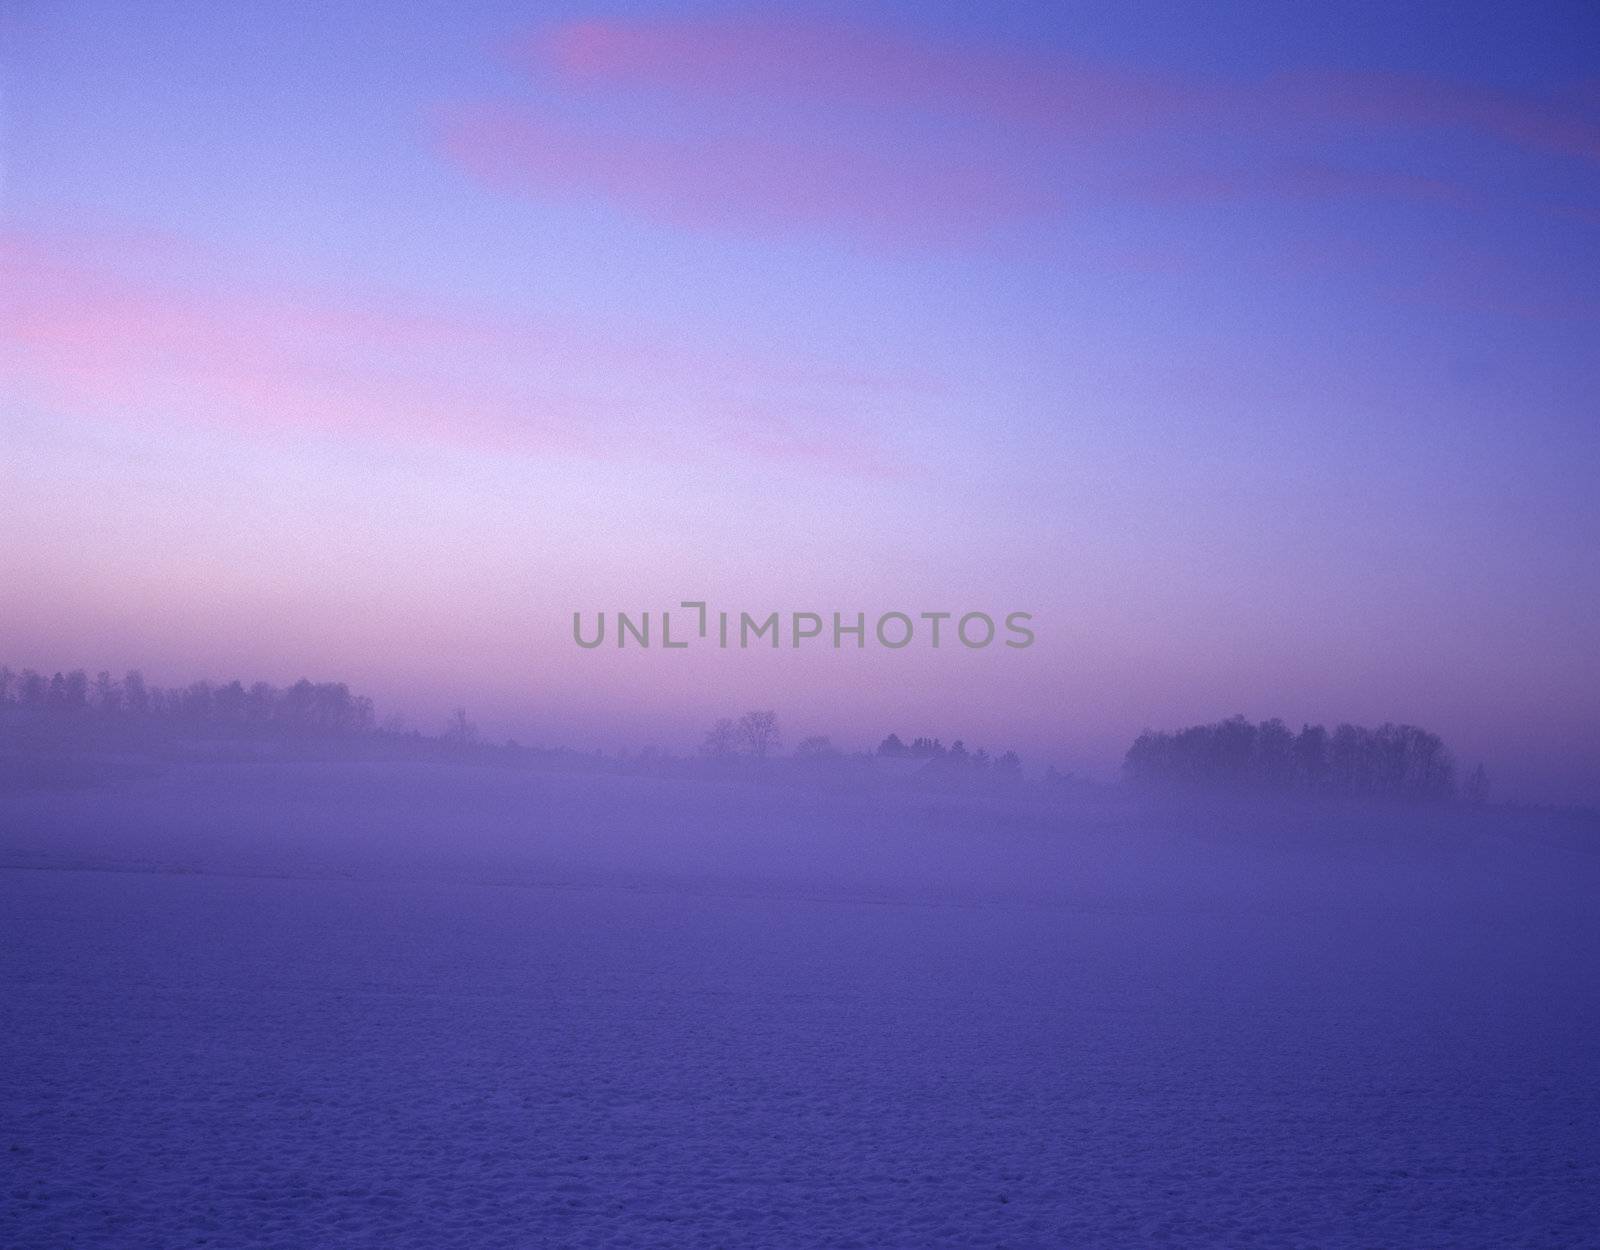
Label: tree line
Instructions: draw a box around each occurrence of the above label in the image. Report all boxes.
[1124,715,1487,802]
[695,714,1026,775]
[0,666,378,737]
[5,668,1490,804]
[876,733,1022,775]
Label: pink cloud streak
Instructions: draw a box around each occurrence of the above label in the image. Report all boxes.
[1,229,907,473]
[1285,70,1600,167]
[438,104,1057,245]
[534,16,1600,167]
[433,16,1600,244]
[533,17,1190,138]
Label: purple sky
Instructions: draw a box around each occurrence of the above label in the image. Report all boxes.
[3,1,1597,802]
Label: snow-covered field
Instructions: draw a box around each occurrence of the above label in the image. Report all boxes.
[4,761,1598,1247]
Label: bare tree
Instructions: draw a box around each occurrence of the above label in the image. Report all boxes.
[737,710,780,759]
[123,670,149,715]
[444,708,479,745]
[795,735,836,760]
[700,717,739,758]
[92,671,122,714]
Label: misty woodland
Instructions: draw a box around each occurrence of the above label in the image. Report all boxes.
[0,665,1486,804]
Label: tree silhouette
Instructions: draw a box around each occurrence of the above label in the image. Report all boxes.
[795,735,836,760]
[1125,716,1457,801]
[443,709,479,745]
[737,710,780,759]
[700,718,739,759]
[1295,724,1329,787]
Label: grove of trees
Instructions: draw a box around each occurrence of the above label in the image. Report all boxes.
[699,710,781,759]
[1124,715,1468,801]
[876,732,1022,776]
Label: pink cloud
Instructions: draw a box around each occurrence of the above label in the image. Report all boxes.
[531,16,1190,138]
[1,228,908,473]
[437,104,1057,244]
[431,15,1600,245]
[553,17,1600,164]
[1286,70,1600,167]
[1271,164,1479,207]
[528,16,1600,170]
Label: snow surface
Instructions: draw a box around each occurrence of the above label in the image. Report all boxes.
[3,761,1598,1247]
